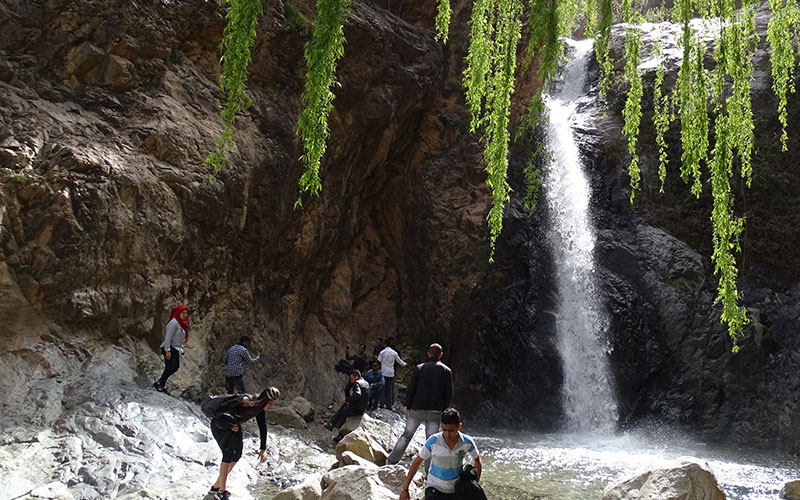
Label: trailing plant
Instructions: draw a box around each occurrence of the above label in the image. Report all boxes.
[208,0,800,346]
[204,0,262,180]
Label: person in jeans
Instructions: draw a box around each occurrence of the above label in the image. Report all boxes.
[399,408,482,500]
[387,343,453,470]
[376,337,406,408]
[209,387,280,500]
[223,336,261,394]
[363,360,385,410]
[153,305,189,393]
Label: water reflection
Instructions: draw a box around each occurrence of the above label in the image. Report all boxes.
[475,427,800,499]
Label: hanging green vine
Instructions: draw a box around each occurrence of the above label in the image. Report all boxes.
[435,0,453,43]
[766,0,798,151]
[621,0,644,202]
[208,0,800,347]
[652,41,670,191]
[204,0,263,180]
[295,0,353,208]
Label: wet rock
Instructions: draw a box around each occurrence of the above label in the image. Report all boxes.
[602,457,726,500]
[782,480,800,500]
[29,481,74,499]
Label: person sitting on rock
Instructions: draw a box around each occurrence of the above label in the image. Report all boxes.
[223,336,261,394]
[209,387,280,500]
[324,370,369,443]
[153,305,189,393]
[399,407,482,500]
[363,360,385,411]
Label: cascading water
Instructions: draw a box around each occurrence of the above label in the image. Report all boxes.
[542,39,618,433]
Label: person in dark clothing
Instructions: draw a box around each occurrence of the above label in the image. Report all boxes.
[387,343,453,468]
[325,370,369,443]
[209,387,280,500]
[346,343,369,373]
[363,360,385,410]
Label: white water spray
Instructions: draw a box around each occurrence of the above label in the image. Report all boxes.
[543,39,618,433]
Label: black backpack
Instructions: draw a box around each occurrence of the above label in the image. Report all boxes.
[200,394,240,418]
[454,464,488,500]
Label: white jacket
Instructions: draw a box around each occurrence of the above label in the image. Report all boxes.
[377,346,406,377]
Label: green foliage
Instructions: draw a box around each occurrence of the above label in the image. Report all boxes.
[435,0,453,43]
[295,0,352,208]
[766,0,799,151]
[652,41,671,191]
[11,173,27,183]
[207,0,800,347]
[205,0,262,181]
[515,95,547,213]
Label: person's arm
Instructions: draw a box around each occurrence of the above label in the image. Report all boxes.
[399,456,424,500]
[346,382,362,404]
[245,347,260,363]
[377,372,385,387]
[473,455,482,482]
[256,409,268,461]
[163,321,178,358]
[395,352,407,367]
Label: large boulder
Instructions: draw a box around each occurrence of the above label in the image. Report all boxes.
[602,458,726,500]
[268,406,308,430]
[272,472,324,500]
[334,427,387,466]
[292,397,316,422]
[320,465,416,500]
[782,480,800,500]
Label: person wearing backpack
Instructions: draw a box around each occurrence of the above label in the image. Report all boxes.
[208,387,280,500]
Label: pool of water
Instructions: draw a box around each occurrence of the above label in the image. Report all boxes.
[475,426,800,499]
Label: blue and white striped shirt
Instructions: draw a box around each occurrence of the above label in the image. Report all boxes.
[417,432,479,494]
[223,344,260,377]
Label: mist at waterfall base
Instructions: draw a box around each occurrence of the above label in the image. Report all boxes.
[475,425,800,500]
[469,39,800,499]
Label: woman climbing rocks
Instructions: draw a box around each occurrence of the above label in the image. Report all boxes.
[153,305,189,393]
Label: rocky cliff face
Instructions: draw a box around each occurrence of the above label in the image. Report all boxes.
[1,0,799,462]
[0,0,506,426]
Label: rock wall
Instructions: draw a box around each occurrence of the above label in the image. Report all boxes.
[1,0,800,456]
[0,0,508,426]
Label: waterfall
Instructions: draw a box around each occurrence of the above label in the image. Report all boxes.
[543,39,619,433]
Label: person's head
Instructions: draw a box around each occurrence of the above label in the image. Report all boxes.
[244,386,280,411]
[239,335,252,347]
[358,343,367,353]
[349,370,361,382]
[385,337,394,348]
[375,338,384,348]
[180,309,189,320]
[428,343,443,359]
[371,360,381,372]
[441,407,462,437]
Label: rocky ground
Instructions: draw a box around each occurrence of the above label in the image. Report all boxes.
[0,339,430,500]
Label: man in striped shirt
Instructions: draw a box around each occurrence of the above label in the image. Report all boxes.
[399,408,482,500]
[223,336,261,394]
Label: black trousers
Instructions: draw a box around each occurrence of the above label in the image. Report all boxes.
[425,487,457,500]
[329,403,356,429]
[157,347,180,387]
[226,375,245,394]
[211,418,243,463]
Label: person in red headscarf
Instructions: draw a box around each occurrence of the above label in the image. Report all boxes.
[153,305,189,393]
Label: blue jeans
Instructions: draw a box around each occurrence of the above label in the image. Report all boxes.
[387,409,442,469]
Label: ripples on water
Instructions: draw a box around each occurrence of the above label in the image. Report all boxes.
[476,427,800,499]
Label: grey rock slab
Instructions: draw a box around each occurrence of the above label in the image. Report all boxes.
[602,457,727,500]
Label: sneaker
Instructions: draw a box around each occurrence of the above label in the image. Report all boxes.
[324,422,334,431]
[214,491,230,500]
[209,486,220,494]
[332,434,343,444]
[153,382,162,391]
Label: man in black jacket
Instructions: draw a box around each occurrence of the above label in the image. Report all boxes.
[325,370,370,443]
[387,343,453,467]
